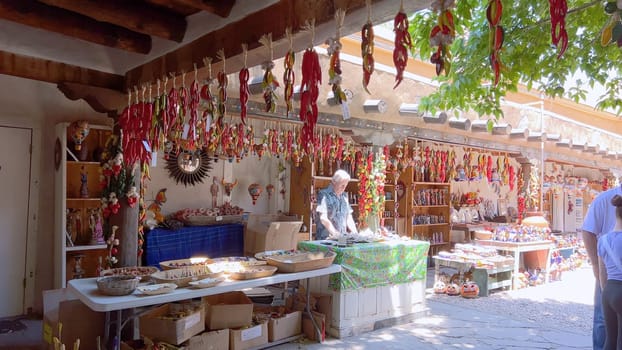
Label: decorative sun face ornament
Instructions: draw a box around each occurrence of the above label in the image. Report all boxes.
[165,149,212,187]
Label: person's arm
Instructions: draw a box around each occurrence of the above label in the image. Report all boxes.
[599,256,608,291]
[317,197,339,237]
[346,213,358,234]
[583,229,600,281]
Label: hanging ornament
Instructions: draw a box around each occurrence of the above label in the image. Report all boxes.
[429,0,455,76]
[326,9,349,119]
[266,183,275,200]
[283,28,296,116]
[393,0,413,88]
[486,0,504,85]
[221,178,238,198]
[549,0,568,58]
[259,33,280,113]
[69,120,90,151]
[248,183,263,205]
[299,19,321,155]
[216,49,228,128]
[239,44,250,124]
[361,0,375,93]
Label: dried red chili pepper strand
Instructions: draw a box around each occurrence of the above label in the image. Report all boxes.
[166,87,178,140]
[361,21,374,93]
[393,9,412,89]
[299,48,321,153]
[549,0,568,59]
[239,68,249,125]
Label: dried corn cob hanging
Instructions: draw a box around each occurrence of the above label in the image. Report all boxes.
[239,44,249,124]
[361,0,375,93]
[259,33,280,113]
[283,27,296,116]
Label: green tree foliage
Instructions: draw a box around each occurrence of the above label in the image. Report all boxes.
[408,0,622,119]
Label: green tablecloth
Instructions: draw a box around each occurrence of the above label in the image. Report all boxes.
[298,240,430,291]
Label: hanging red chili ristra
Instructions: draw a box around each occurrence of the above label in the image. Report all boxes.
[200,79,215,146]
[239,68,249,125]
[166,86,179,141]
[393,8,412,89]
[299,48,321,154]
[361,20,374,93]
[283,50,295,116]
[549,0,568,59]
[486,0,504,86]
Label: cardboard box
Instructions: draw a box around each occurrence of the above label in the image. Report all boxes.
[268,311,302,342]
[203,291,253,330]
[230,322,268,350]
[43,289,104,350]
[311,292,333,330]
[140,303,205,345]
[244,214,302,255]
[302,311,325,342]
[186,329,229,350]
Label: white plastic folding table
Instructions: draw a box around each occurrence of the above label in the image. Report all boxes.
[68,264,342,349]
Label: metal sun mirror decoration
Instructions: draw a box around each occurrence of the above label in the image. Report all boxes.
[165,149,213,187]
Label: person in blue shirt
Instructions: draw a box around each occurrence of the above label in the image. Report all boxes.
[584,184,622,350]
[315,169,358,240]
[598,194,622,350]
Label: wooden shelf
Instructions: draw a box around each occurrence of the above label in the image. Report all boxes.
[413,223,449,227]
[67,197,101,201]
[66,244,107,252]
[430,242,450,246]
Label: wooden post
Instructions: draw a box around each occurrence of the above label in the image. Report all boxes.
[108,167,140,267]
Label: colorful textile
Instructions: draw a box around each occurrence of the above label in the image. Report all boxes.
[298,240,430,291]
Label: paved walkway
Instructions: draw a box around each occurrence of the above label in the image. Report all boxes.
[272,266,595,350]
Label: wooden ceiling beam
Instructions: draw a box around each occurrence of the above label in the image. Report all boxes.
[38,0,187,42]
[172,0,236,17]
[0,50,124,90]
[0,0,151,54]
[125,0,427,88]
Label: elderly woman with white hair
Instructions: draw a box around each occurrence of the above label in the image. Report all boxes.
[315,169,358,240]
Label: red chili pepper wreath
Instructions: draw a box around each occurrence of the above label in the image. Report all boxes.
[393,3,413,89]
[549,0,568,59]
[239,67,249,125]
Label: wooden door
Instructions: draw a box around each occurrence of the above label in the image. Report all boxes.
[0,126,31,317]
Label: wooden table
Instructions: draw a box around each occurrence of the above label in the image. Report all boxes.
[475,240,555,289]
[69,264,342,349]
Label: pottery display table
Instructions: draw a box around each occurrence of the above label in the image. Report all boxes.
[298,239,430,338]
[432,256,513,297]
[475,240,555,289]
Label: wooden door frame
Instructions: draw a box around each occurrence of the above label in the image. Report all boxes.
[0,122,39,315]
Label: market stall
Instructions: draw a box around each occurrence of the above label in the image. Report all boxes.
[299,239,429,338]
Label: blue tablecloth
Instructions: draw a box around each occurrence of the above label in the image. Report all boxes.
[144,224,244,267]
